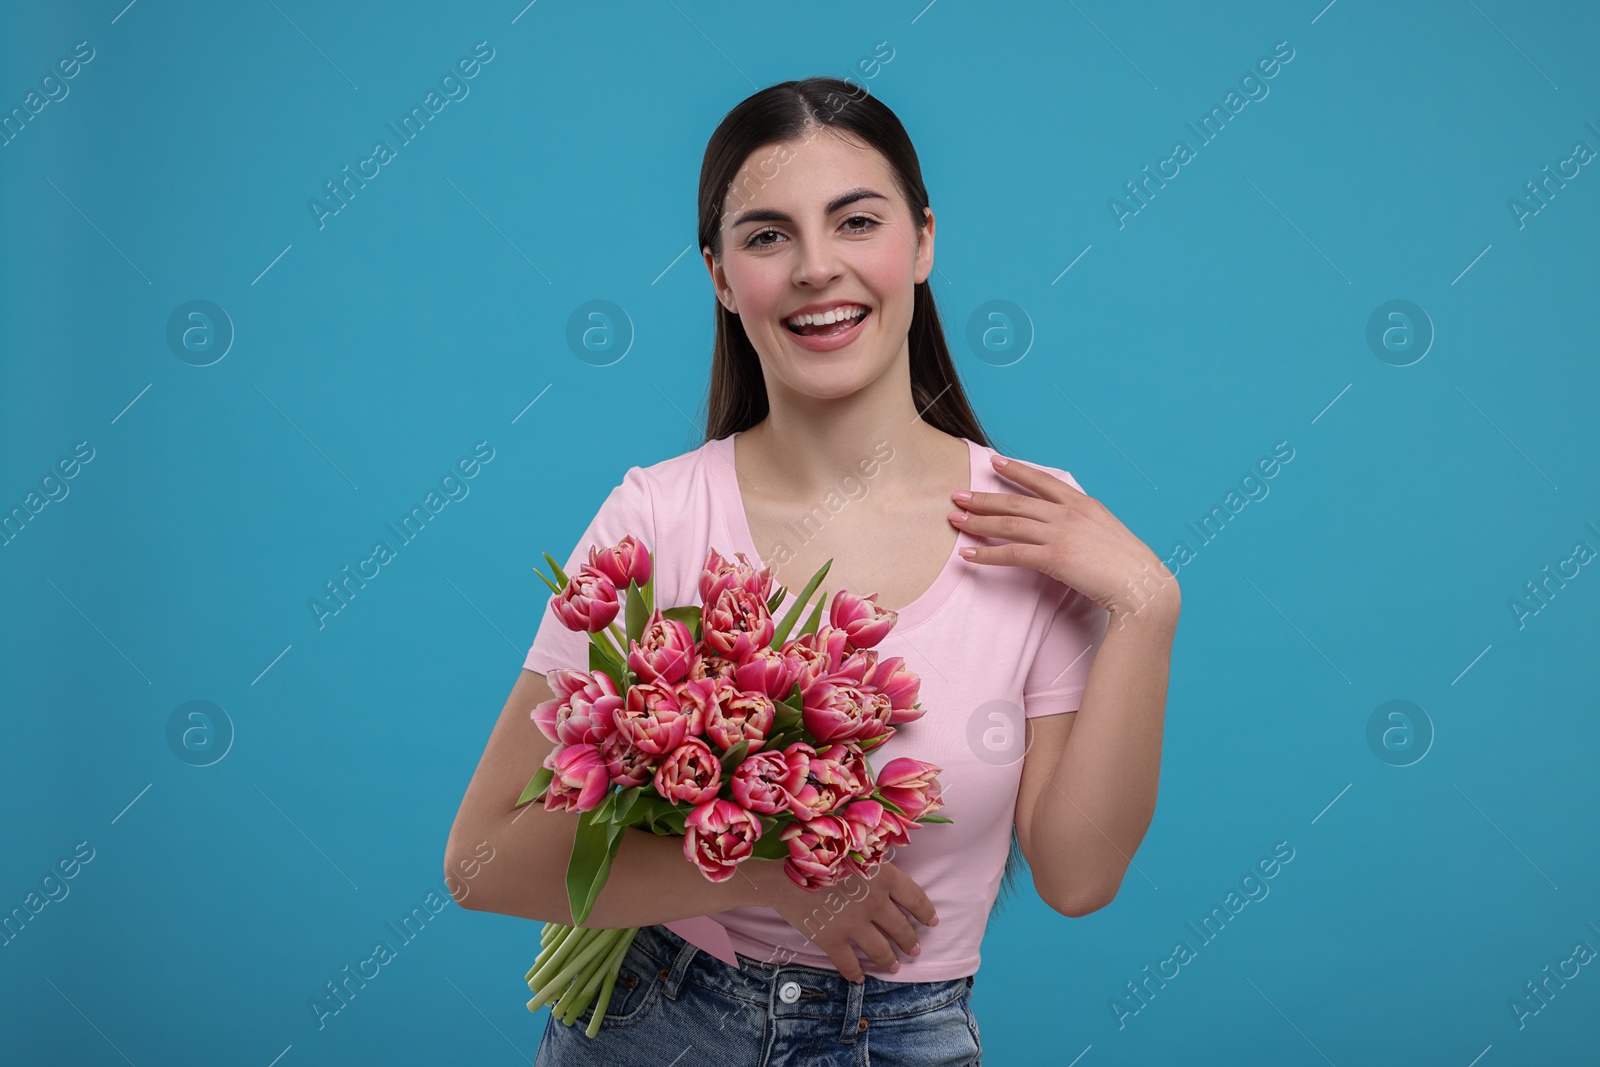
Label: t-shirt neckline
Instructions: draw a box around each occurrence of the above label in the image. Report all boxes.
[707,430,980,633]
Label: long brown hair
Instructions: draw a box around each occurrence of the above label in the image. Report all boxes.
[695,76,1030,918]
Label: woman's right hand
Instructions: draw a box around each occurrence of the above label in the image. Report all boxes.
[753,859,939,982]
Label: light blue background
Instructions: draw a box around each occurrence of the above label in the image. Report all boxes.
[3,1,1597,1064]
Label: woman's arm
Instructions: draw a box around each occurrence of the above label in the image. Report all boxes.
[949,453,1178,917]
[444,668,775,926]
[1014,602,1176,916]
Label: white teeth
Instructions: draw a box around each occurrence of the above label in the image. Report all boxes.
[785,305,867,327]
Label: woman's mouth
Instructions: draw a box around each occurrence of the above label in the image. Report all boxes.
[782,304,871,352]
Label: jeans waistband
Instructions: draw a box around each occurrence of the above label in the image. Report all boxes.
[626,922,973,1030]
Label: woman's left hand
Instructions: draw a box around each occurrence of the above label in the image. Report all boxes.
[948,454,1180,625]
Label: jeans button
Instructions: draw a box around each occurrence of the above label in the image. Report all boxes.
[778,980,801,1004]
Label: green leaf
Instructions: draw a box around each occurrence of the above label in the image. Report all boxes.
[625,581,648,645]
[751,831,790,860]
[858,731,892,753]
[542,552,570,589]
[718,739,750,775]
[534,568,564,597]
[612,785,647,826]
[567,809,628,926]
[917,813,954,824]
[517,766,555,806]
[770,560,832,649]
[873,794,908,817]
[588,641,622,689]
[772,699,802,733]
[652,805,688,836]
[661,605,702,642]
[798,591,827,639]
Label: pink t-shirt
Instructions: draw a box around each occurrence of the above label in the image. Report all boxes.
[523,431,1110,981]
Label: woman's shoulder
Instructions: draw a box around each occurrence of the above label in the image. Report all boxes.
[968,437,1092,498]
[593,439,729,524]
[624,436,726,490]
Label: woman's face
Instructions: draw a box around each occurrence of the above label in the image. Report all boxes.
[703,128,934,401]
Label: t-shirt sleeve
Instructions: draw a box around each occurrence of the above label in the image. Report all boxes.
[1021,466,1111,717]
[1022,583,1111,717]
[523,465,656,677]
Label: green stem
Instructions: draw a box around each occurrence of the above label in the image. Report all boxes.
[526,924,592,994]
[585,928,638,1038]
[562,928,634,1027]
[527,923,574,982]
[546,927,625,1019]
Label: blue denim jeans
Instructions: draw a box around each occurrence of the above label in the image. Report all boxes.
[533,922,982,1066]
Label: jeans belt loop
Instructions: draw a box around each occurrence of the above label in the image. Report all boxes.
[839,976,866,1044]
[662,933,699,1000]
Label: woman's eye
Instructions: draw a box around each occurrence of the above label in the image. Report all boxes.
[744,217,877,249]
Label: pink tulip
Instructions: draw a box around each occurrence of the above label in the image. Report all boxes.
[783,741,871,820]
[531,669,622,747]
[701,587,775,661]
[875,758,945,819]
[698,548,772,608]
[801,681,882,744]
[687,652,740,685]
[612,681,702,755]
[779,815,853,890]
[733,645,801,701]
[706,689,776,754]
[825,645,877,689]
[783,628,851,690]
[829,590,897,649]
[600,731,657,788]
[863,656,925,724]
[551,566,621,634]
[627,612,696,685]
[838,799,912,879]
[587,535,652,592]
[684,798,762,882]
[542,743,611,813]
[729,751,793,815]
[654,738,723,805]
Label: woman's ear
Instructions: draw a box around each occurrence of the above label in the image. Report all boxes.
[913,206,936,285]
[702,245,738,314]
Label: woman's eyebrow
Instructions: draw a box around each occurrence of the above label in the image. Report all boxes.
[727,187,889,231]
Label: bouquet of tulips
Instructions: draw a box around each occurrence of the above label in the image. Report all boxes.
[519,535,950,1037]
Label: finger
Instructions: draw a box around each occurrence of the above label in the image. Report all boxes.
[884,864,938,927]
[956,539,1053,571]
[819,934,867,984]
[873,900,922,958]
[987,455,1084,502]
[951,509,1053,546]
[952,488,1055,521]
[851,926,900,972]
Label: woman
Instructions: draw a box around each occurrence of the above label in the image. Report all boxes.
[445,75,1178,1065]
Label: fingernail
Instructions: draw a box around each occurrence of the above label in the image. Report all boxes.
[911,944,921,956]
[959,548,975,560]
[948,509,967,524]
[992,455,1009,468]
[951,490,972,505]
[930,914,940,926]
[890,961,901,973]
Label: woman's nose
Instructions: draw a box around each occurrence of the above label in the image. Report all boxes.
[792,237,844,287]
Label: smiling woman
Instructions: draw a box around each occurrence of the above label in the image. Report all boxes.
[447,73,1176,1067]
